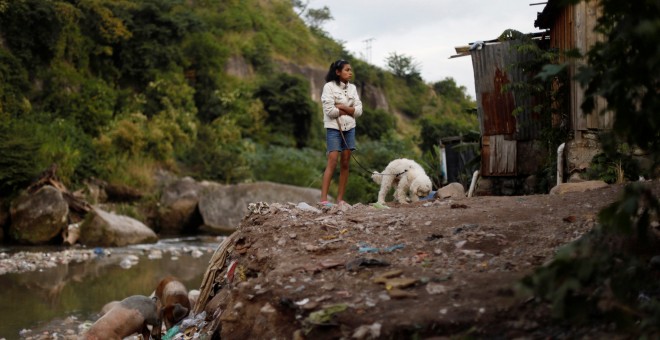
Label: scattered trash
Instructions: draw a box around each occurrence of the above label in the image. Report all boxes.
[305,304,348,326]
[411,251,430,263]
[357,242,404,254]
[162,325,180,340]
[372,270,403,283]
[382,277,418,290]
[387,288,417,299]
[425,282,448,295]
[296,202,321,213]
[247,202,270,215]
[320,258,344,269]
[261,303,276,314]
[420,191,436,201]
[352,322,382,339]
[357,243,379,253]
[425,234,443,241]
[370,202,390,209]
[225,260,238,283]
[383,244,405,252]
[346,258,390,271]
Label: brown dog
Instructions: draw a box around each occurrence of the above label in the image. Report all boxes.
[155,276,191,331]
[83,295,159,340]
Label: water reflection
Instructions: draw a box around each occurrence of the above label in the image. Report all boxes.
[0,237,218,338]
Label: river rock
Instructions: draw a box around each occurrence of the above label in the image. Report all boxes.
[9,186,69,244]
[198,181,322,233]
[79,207,158,246]
[158,177,203,234]
[549,180,608,195]
[435,182,466,199]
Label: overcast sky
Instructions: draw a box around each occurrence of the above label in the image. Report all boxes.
[310,0,546,99]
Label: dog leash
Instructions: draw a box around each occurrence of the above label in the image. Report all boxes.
[336,118,407,177]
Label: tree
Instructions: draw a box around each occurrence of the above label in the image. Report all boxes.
[433,78,469,102]
[385,52,421,79]
[304,6,332,31]
[291,0,309,16]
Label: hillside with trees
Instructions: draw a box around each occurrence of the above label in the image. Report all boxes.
[0,0,477,204]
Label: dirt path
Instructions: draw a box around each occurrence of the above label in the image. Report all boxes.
[194,182,650,339]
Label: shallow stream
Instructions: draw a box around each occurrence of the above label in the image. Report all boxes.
[0,237,220,338]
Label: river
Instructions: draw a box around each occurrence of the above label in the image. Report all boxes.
[0,237,221,338]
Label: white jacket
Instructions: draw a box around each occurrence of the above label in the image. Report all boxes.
[321,81,363,131]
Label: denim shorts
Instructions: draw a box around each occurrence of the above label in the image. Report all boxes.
[326,128,356,154]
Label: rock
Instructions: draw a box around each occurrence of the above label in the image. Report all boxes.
[198,181,322,233]
[158,177,204,234]
[549,180,608,195]
[0,198,9,241]
[435,182,465,199]
[9,186,69,244]
[79,207,158,247]
[62,223,81,245]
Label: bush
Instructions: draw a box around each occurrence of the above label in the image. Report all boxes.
[356,108,396,141]
[255,73,317,148]
[586,151,640,184]
[248,145,325,188]
[0,124,43,196]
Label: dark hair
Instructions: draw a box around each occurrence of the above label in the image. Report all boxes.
[325,59,349,83]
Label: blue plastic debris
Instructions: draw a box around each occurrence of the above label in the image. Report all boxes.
[421,191,436,201]
[358,242,404,253]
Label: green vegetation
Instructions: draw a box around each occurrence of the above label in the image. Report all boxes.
[0,0,477,203]
[521,0,660,335]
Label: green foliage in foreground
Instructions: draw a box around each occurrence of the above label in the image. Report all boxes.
[521,184,660,333]
[522,0,660,335]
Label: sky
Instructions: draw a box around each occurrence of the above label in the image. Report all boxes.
[310,0,547,99]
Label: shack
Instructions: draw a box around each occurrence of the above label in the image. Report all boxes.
[451,36,549,195]
[535,0,612,181]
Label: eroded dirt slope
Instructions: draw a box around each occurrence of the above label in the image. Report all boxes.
[197,182,655,339]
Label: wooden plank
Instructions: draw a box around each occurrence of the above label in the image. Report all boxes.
[487,135,517,176]
[481,136,491,176]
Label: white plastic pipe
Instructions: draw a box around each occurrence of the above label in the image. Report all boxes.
[557,143,565,187]
[467,170,480,198]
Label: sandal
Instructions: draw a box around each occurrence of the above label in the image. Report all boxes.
[319,200,334,207]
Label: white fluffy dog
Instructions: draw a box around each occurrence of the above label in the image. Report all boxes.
[372,158,433,204]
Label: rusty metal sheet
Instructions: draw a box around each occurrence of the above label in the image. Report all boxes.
[471,41,542,141]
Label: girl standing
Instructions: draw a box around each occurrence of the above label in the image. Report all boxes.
[319,59,363,205]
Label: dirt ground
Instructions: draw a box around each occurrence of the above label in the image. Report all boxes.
[193,181,659,340]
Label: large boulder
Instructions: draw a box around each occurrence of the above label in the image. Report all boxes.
[79,207,158,247]
[9,186,69,244]
[435,182,466,199]
[158,177,203,234]
[198,181,322,233]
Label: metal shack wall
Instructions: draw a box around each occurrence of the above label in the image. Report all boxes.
[471,41,542,176]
